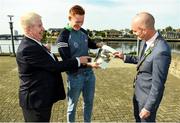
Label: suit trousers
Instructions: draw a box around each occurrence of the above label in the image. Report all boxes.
[22,105,52,122]
[133,95,157,122]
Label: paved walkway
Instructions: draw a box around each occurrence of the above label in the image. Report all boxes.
[0,57,180,122]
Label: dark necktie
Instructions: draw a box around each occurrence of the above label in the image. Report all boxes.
[141,43,147,57]
[42,45,50,53]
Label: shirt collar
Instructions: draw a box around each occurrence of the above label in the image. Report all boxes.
[65,24,73,31]
[25,35,42,46]
[145,32,158,51]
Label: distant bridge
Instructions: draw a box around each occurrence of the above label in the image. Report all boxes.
[0,34,23,40]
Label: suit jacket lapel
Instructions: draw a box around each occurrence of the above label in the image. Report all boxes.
[136,36,160,71]
[24,36,56,61]
[140,42,146,58]
[137,53,147,71]
[53,54,58,61]
[24,36,43,49]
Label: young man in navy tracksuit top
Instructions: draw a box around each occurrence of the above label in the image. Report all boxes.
[57,5,102,122]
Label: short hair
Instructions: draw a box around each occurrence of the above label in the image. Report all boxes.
[69,5,85,16]
[135,12,155,29]
[20,12,41,32]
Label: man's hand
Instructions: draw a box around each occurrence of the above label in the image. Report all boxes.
[87,62,100,69]
[113,52,124,60]
[139,108,150,119]
[79,56,91,64]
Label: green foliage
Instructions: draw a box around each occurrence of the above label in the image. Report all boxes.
[165,26,173,32]
[95,31,106,37]
[46,37,57,44]
[41,30,48,43]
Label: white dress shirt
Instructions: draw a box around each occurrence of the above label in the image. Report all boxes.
[144,32,159,52]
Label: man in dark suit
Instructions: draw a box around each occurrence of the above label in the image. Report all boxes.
[114,12,171,122]
[16,12,90,122]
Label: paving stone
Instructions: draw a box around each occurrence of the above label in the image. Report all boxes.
[0,58,180,122]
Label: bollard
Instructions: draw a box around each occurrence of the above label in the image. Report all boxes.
[9,45,11,54]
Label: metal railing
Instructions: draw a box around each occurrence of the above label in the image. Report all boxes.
[0,44,14,54]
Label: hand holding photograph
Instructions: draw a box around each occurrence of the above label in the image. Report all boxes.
[94,45,117,69]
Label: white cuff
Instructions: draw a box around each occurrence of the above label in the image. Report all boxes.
[143,108,150,113]
[123,55,126,61]
[76,57,80,67]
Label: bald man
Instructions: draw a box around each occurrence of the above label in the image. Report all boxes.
[114,12,171,122]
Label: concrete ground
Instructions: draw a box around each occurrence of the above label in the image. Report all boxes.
[0,57,180,122]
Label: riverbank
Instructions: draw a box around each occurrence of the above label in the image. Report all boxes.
[169,53,180,78]
[0,52,180,79]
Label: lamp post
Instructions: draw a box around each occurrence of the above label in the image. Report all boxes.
[7,15,15,56]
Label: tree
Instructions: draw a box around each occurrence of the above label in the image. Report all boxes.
[87,29,93,37]
[165,26,173,32]
[41,30,47,43]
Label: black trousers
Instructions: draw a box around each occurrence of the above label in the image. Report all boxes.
[22,106,52,122]
[133,95,157,122]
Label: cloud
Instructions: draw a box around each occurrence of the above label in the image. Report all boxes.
[0,0,179,34]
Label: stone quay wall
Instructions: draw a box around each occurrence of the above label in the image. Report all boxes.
[169,53,180,79]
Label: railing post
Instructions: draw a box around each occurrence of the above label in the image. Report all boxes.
[0,45,2,53]
[9,45,11,54]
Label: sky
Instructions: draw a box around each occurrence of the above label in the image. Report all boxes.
[0,0,180,34]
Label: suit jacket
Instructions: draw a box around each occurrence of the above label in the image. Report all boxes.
[16,36,78,109]
[125,34,171,112]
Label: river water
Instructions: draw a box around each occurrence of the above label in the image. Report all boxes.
[0,40,180,54]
